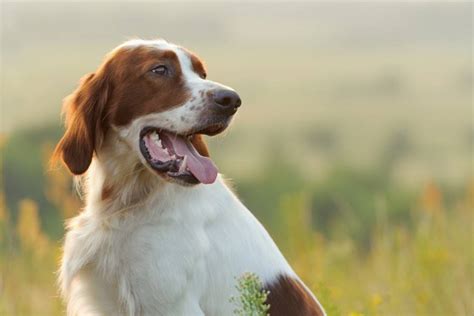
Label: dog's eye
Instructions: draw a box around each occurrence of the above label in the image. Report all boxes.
[150,65,168,76]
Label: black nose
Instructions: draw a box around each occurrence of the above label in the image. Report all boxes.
[212,89,242,115]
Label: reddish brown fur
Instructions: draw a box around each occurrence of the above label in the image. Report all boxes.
[190,134,210,157]
[188,52,207,79]
[265,275,325,316]
[53,44,211,175]
[180,47,207,79]
[101,185,114,201]
[53,70,111,175]
[108,47,191,126]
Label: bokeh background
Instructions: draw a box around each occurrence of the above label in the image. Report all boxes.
[1,1,473,315]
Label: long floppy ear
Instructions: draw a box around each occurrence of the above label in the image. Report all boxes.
[53,71,111,175]
[190,134,210,157]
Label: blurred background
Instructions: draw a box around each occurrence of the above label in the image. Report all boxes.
[1,1,472,315]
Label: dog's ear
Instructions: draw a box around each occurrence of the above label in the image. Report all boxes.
[190,134,210,157]
[53,71,111,175]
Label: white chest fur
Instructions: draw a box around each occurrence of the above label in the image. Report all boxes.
[60,176,293,316]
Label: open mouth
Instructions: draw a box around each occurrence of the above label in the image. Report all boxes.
[139,127,218,185]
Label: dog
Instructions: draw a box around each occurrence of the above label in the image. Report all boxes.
[54,39,326,316]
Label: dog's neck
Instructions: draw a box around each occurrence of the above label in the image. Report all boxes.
[82,132,160,214]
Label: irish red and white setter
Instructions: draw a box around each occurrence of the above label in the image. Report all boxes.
[55,39,325,316]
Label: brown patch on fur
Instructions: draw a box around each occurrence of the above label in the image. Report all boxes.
[190,134,210,157]
[101,185,114,201]
[181,47,207,78]
[53,44,192,175]
[108,46,191,126]
[265,275,325,316]
[53,69,111,175]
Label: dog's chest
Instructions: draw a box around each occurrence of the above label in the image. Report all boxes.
[64,180,290,315]
[97,204,215,311]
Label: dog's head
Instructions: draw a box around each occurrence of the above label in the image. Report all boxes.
[54,39,241,185]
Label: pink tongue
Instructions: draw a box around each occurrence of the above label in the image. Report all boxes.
[168,134,218,184]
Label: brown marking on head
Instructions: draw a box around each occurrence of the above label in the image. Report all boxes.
[265,275,325,316]
[181,48,207,79]
[53,43,193,175]
[108,46,191,126]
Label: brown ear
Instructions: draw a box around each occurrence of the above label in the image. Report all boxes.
[190,134,210,157]
[53,71,111,175]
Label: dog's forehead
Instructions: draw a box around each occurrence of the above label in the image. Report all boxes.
[119,39,175,51]
[115,39,205,74]
[114,39,181,64]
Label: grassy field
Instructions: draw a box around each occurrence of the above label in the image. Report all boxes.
[1,163,473,315]
[1,2,472,315]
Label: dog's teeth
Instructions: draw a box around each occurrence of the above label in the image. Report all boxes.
[151,134,163,148]
[178,156,187,173]
[151,131,159,139]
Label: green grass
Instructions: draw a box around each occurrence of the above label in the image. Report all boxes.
[230,273,270,316]
[1,174,472,315]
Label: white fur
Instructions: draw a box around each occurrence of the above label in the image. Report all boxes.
[61,165,295,315]
[59,39,325,316]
